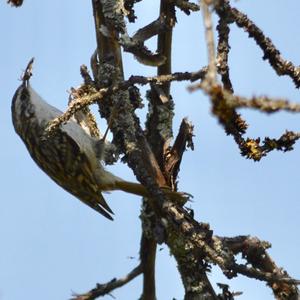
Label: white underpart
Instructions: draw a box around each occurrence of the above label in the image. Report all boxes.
[35,87,93,149]
[70,113,95,137]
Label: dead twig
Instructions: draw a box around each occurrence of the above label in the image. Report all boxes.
[70,264,143,300]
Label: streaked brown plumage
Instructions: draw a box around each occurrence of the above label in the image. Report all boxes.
[12,83,186,220]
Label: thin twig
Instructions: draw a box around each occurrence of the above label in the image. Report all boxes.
[45,69,206,134]
[70,264,143,300]
[172,0,200,14]
[201,0,217,84]
[227,95,300,113]
[232,264,300,286]
[214,0,300,88]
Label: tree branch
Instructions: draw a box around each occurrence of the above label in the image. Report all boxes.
[70,264,143,300]
[214,0,300,88]
[216,13,233,92]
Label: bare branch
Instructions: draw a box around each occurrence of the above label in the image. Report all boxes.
[201,0,217,84]
[216,14,233,92]
[70,264,143,300]
[227,95,300,113]
[214,0,300,88]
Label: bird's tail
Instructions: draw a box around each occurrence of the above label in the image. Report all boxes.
[115,180,149,197]
[115,180,189,205]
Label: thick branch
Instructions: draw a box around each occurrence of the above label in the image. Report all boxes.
[91,0,124,80]
[157,0,175,96]
[140,2,177,298]
[91,4,170,299]
[140,203,157,300]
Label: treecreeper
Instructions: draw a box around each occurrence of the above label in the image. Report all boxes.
[11,66,187,220]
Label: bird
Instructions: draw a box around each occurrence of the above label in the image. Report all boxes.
[11,74,187,220]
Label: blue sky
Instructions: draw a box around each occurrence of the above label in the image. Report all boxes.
[1,1,300,299]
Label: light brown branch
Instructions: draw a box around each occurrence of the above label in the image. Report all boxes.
[201,0,217,84]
